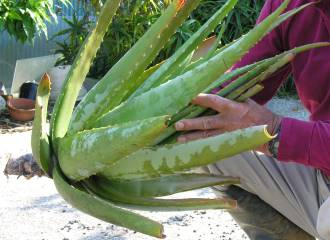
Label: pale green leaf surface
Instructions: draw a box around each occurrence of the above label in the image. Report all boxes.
[31,74,51,176]
[102,125,273,180]
[59,116,169,181]
[93,0,290,128]
[53,167,164,238]
[51,0,122,144]
[93,174,239,198]
[69,0,201,134]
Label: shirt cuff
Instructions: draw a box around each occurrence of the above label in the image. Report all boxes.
[278,117,315,165]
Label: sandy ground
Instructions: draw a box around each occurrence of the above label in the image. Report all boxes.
[0,98,308,240]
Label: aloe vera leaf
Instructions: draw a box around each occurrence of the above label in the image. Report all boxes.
[102,125,273,180]
[135,61,164,89]
[172,42,330,125]
[58,116,169,181]
[270,2,315,30]
[94,0,291,128]
[52,167,164,238]
[177,34,224,78]
[171,64,267,123]
[94,174,239,198]
[150,1,312,94]
[205,23,226,60]
[69,0,201,134]
[169,61,262,124]
[225,53,294,100]
[83,178,237,211]
[237,84,265,102]
[215,61,273,98]
[155,51,195,88]
[31,74,52,176]
[117,198,237,212]
[183,2,314,75]
[183,1,312,74]
[178,35,225,77]
[207,43,330,96]
[178,58,285,122]
[50,0,122,144]
[130,0,238,99]
[183,36,241,73]
[116,61,165,102]
[156,41,330,146]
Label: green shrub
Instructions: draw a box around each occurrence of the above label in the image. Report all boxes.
[53,0,265,78]
[192,0,265,43]
[0,0,69,43]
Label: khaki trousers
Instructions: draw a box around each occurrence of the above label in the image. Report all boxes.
[208,151,330,240]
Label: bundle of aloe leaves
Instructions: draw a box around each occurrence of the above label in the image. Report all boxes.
[31,0,329,237]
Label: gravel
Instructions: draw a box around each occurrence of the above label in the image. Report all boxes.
[0,98,308,240]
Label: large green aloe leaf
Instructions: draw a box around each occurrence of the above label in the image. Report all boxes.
[83,178,237,211]
[59,116,169,181]
[171,42,330,126]
[31,74,51,176]
[129,0,238,99]
[51,0,122,145]
[102,125,273,180]
[160,43,330,145]
[226,53,295,100]
[236,84,264,102]
[53,167,164,238]
[93,0,290,128]
[92,174,239,198]
[179,1,314,78]
[69,0,201,134]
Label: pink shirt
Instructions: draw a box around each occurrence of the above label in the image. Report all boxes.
[234,0,330,175]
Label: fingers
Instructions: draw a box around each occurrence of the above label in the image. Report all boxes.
[192,94,238,113]
[177,129,224,143]
[175,115,221,131]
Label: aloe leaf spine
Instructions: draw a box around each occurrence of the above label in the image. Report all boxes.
[102,125,273,180]
[51,0,122,143]
[129,0,239,99]
[93,0,291,128]
[69,0,201,134]
[59,116,170,181]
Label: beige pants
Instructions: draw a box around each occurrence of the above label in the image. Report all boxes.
[208,151,330,240]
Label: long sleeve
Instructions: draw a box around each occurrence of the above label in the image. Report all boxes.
[279,118,330,176]
[232,0,330,175]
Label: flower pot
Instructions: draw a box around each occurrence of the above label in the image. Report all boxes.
[7,98,35,122]
[19,82,38,100]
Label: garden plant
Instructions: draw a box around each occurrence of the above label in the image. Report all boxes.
[0,0,69,43]
[31,0,329,238]
[53,0,265,78]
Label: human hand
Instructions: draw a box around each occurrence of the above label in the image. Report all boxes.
[175,94,282,155]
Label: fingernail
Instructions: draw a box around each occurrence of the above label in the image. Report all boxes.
[175,122,184,130]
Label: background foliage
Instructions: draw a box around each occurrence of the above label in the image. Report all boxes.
[0,0,69,43]
[53,0,265,78]
[52,0,296,96]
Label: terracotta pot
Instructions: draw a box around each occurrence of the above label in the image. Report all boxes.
[7,98,35,122]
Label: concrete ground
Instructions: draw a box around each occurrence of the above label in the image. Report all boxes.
[0,97,308,240]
